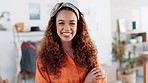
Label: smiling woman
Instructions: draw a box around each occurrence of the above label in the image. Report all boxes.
[35,2,106,83]
[56,10,77,42]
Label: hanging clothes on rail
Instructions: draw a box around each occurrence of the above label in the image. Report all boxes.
[20,41,37,77]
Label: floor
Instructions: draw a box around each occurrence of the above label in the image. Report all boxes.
[22,78,35,83]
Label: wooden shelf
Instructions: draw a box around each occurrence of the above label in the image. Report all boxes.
[120,32,146,43]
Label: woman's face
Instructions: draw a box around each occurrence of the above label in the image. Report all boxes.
[56,10,77,42]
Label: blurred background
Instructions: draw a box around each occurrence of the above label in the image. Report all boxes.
[0,0,148,83]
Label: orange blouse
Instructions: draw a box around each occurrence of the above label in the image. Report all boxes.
[35,54,106,83]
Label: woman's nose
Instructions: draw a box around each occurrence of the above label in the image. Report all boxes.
[64,24,70,30]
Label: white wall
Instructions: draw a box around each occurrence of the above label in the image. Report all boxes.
[0,31,16,83]
[78,0,112,64]
[0,0,49,31]
[141,6,148,39]
[111,0,148,33]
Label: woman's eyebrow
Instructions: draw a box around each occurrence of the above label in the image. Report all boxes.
[58,20,64,22]
[70,20,76,22]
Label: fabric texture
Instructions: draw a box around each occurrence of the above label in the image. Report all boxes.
[35,53,106,83]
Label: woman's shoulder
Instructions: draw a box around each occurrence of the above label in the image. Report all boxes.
[36,57,44,69]
[36,56,49,75]
[36,57,41,64]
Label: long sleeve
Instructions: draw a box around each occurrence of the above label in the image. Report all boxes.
[89,59,107,83]
[97,63,107,83]
[35,59,50,83]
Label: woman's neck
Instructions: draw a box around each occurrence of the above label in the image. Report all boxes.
[62,41,74,58]
[62,41,73,52]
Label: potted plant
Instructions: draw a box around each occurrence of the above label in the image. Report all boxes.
[112,34,125,68]
[112,33,141,83]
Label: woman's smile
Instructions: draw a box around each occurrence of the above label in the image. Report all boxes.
[62,32,72,37]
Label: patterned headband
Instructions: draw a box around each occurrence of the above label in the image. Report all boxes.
[50,2,80,20]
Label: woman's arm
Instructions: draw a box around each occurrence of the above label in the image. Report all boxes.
[83,64,107,83]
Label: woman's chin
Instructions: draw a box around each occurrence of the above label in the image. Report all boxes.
[60,37,73,42]
[61,39,72,42]
[60,35,73,42]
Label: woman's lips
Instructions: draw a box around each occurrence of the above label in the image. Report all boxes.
[62,32,72,36]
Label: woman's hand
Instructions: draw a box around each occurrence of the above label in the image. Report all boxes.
[83,67,106,83]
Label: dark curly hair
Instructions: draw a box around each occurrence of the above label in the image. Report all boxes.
[37,7,99,77]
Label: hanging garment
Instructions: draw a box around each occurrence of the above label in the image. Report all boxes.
[20,41,36,77]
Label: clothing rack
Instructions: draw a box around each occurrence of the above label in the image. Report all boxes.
[12,25,44,83]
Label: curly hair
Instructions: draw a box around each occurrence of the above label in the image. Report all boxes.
[37,8,98,77]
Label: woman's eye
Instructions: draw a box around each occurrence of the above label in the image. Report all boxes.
[59,22,64,25]
[70,23,75,25]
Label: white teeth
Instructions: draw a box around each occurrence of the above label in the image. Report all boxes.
[62,32,71,36]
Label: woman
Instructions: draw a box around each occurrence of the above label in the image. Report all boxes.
[35,2,106,83]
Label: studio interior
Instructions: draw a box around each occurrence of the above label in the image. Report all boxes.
[0,0,148,83]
